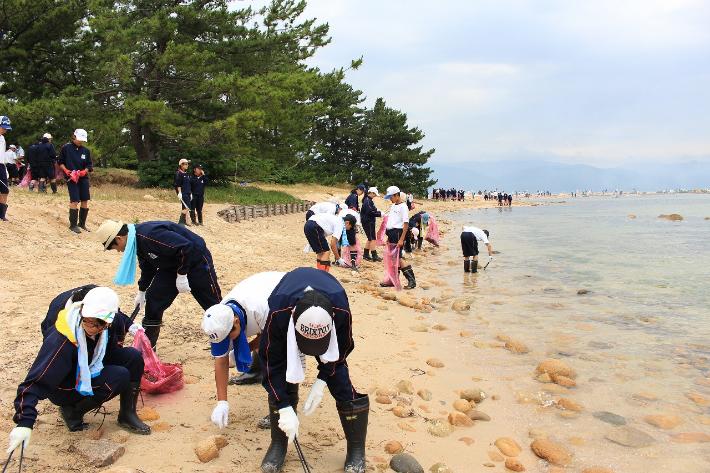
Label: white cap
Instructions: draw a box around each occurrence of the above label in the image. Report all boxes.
[82,287,119,323]
[411,227,420,238]
[42,133,52,139]
[368,187,379,196]
[202,304,234,343]
[8,144,16,149]
[178,158,190,166]
[384,185,400,200]
[74,129,88,142]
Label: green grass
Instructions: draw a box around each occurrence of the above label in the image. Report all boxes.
[208,184,299,205]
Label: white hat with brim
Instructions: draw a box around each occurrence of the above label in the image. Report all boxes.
[178,158,190,166]
[74,129,88,142]
[96,220,124,250]
[202,304,235,357]
[368,187,379,196]
[82,287,119,323]
[384,185,400,200]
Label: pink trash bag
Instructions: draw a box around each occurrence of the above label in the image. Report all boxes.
[425,216,440,247]
[19,169,32,188]
[381,243,402,290]
[132,330,184,394]
[376,216,388,246]
[341,239,364,268]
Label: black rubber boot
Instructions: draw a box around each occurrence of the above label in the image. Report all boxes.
[401,265,416,290]
[0,203,7,221]
[189,210,197,225]
[363,250,372,261]
[417,237,423,250]
[50,181,57,193]
[60,397,103,432]
[178,213,187,226]
[39,181,47,193]
[79,207,90,231]
[69,209,81,233]
[117,382,151,435]
[197,210,203,225]
[350,256,358,271]
[261,384,298,473]
[144,325,161,350]
[471,259,478,273]
[464,260,471,273]
[371,250,382,262]
[229,351,262,385]
[337,394,370,473]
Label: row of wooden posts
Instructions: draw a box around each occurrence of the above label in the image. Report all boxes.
[217,200,315,223]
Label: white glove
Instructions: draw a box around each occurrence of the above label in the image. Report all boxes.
[303,379,327,416]
[177,193,182,201]
[7,427,31,454]
[134,291,146,311]
[277,406,299,443]
[128,323,143,336]
[336,257,346,266]
[176,274,191,293]
[211,400,229,429]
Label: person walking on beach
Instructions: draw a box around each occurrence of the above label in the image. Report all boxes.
[59,129,93,233]
[0,116,13,221]
[382,186,416,289]
[460,225,493,273]
[95,219,222,349]
[200,271,286,430]
[174,158,194,225]
[6,286,150,461]
[345,184,365,211]
[190,164,208,225]
[361,187,382,262]
[304,212,355,272]
[258,267,369,473]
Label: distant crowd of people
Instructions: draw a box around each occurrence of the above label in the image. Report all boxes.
[431,188,465,200]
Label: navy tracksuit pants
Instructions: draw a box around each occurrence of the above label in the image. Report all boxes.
[317,362,358,402]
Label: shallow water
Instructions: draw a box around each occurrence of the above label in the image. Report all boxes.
[443,194,710,472]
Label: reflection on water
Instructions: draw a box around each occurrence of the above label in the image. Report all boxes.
[445,194,710,472]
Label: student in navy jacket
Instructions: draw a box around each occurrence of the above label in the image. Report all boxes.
[6,287,150,458]
[174,158,194,225]
[58,128,93,233]
[344,184,365,211]
[190,164,208,225]
[360,187,382,262]
[259,267,368,473]
[96,219,222,349]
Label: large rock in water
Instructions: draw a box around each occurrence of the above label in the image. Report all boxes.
[390,453,425,473]
[593,411,627,426]
[69,439,125,467]
[604,426,655,448]
[535,359,577,379]
[530,438,571,466]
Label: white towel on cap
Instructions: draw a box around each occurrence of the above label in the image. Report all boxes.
[285,315,339,384]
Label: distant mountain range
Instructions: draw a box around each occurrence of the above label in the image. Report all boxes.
[430,160,710,192]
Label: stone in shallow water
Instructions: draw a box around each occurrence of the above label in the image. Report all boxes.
[605,426,655,448]
[593,411,627,426]
[390,453,424,473]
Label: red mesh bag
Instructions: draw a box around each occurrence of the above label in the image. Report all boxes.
[381,243,402,290]
[375,216,388,246]
[132,330,184,394]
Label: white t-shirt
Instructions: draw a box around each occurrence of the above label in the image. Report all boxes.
[309,213,343,238]
[0,136,10,165]
[222,271,286,338]
[387,202,409,229]
[462,225,490,245]
[309,201,338,215]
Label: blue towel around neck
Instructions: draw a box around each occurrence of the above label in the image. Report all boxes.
[113,224,137,286]
[340,226,350,248]
[226,302,252,372]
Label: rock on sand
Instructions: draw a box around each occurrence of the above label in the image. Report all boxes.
[494,437,522,457]
[530,438,572,466]
[390,453,425,473]
[428,419,454,437]
[69,439,125,467]
[194,435,229,463]
[604,426,655,448]
[505,458,526,471]
[535,359,577,379]
[397,380,415,395]
[385,440,405,454]
[429,462,453,473]
[644,414,682,430]
[593,411,626,426]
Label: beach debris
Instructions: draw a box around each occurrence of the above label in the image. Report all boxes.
[505,458,526,471]
[397,380,415,395]
[530,438,571,466]
[69,439,126,467]
[137,407,160,421]
[417,389,433,401]
[658,214,683,221]
[670,432,710,443]
[427,419,454,437]
[453,399,472,413]
[448,412,474,427]
[593,411,626,426]
[467,410,491,421]
[385,440,404,454]
[495,437,522,457]
[604,426,655,448]
[460,388,486,403]
[429,462,453,473]
[390,453,424,473]
[644,414,682,430]
[556,397,583,412]
[194,434,228,463]
[426,358,445,368]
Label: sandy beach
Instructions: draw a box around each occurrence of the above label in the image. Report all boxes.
[0,185,660,473]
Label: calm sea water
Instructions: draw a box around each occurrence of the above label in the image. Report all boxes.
[444,194,710,472]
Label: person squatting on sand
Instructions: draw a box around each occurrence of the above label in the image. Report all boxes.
[382,185,416,290]
[7,286,150,458]
[258,267,369,473]
[200,271,287,430]
[174,158,195,225]
[460,224,493,273]
[361,186,383,262]
[190,163,208,225]
[96,219,222,349]
[0,115,13,221]
[404,210,429,254]
[304,211,356,271]
[59,129,93,233]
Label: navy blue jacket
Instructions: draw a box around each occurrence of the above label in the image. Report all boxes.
[190,174,208,195]
[26,143,40,168]
[36,142,56,165]
[260,268,354,409]
[345,192,359,211]
[174,170,191,195]
[135,221,211,290]
[59,143,92,172]
[360,195,381,223]
[14,305,132,429]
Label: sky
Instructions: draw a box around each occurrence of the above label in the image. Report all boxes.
[244,0,710,168]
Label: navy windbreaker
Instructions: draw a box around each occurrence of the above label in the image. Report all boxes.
[190,174,208,195]
[360,195,381,223]
[345,192,359,211]
[173,170,191,194]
